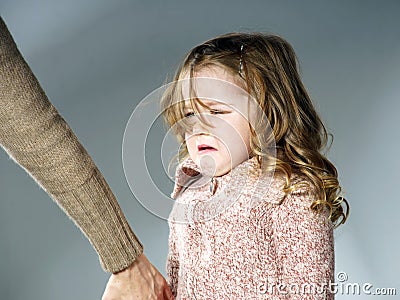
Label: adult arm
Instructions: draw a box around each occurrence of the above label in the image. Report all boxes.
[0,17,172,299]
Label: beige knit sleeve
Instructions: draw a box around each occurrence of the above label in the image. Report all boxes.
[0,17,143,273]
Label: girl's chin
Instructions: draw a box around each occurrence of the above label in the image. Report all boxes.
[189,151,240,175]
[195,159,234,177]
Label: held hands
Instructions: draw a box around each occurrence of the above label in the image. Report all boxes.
[102,253,174,300]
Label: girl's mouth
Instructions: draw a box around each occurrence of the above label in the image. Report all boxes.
[197,144,218,154]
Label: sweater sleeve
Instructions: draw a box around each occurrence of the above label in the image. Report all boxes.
[271,190,335,299]
[166,222,180,298]
[0,17,143,273]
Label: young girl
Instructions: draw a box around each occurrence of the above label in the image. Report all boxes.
[161,33,349,299]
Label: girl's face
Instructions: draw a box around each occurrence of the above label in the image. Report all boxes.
[181,65,252,177]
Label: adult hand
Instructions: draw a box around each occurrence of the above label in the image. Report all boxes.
[102,253,174,300]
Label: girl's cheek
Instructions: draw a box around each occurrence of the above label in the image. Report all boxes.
[184,134,195,153]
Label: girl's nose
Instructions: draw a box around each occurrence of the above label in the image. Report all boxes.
[192,119,208,135]
[191,113,215,135]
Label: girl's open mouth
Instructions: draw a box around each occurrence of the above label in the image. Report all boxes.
[197,144,218,154]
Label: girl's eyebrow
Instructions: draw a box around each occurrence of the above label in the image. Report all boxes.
[183,101,231,109]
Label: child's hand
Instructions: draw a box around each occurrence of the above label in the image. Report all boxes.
[102,253,174,300]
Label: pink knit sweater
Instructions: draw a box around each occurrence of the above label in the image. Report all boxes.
[166,156,334,299]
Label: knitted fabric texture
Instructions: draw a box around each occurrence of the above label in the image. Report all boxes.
[0,17,143,273]
[167,156,334,299]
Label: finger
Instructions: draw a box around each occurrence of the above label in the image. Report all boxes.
[163,286,174,300]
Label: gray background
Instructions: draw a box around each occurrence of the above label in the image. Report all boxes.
[1,0,399,299]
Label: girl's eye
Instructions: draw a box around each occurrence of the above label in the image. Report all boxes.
[184,109,230,117]
[209,109,229,115]
[184,111,195,117]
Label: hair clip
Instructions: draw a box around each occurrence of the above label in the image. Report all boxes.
[239,44,244,77]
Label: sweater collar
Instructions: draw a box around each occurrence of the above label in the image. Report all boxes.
[170,156,249,199]
[170,155,285,206]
